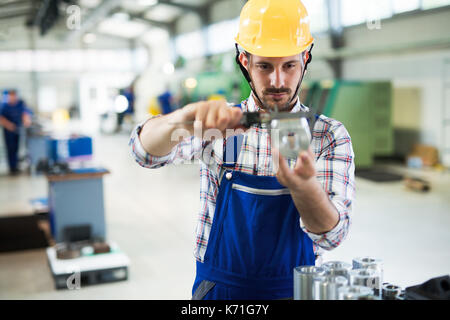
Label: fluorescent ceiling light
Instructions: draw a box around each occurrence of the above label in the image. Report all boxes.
[112,12,130,21]
[144,4,182,22]
[137,0,158,6]
[79,0,102,8]
[98,18,148,38]
[140,27,169,44]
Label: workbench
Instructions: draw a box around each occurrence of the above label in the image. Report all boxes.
[46,167,110,243]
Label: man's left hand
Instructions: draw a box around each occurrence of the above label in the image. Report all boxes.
[272,147,317,192]
[272,146,340,234]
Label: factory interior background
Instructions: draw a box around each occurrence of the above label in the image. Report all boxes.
[0,0,449,300]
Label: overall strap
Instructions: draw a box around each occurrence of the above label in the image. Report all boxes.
[223,103,243,168]
[307,113,321,136]
[223,134,244,168]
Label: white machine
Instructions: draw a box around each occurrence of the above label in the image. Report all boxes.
[46,242,130,289]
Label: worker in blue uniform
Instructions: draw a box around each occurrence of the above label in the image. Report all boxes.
[116,86,135,132]
[0,90,32,175]
[157,86,175,115]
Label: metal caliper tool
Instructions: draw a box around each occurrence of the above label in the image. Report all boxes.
[170,103,316,159]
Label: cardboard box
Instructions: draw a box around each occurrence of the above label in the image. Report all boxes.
[408,144,439,167]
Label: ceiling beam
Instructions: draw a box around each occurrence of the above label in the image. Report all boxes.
[158,0,202,13]
[0,9,29,20]
[128,13,172,29]
[0,0,32,9]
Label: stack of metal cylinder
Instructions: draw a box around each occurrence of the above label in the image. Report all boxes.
[293,266,326,300]
[351,256,384,298]
[293,256,404,300]
[382,282,404,300]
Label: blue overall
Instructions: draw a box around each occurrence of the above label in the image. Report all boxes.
[192,132,316,300]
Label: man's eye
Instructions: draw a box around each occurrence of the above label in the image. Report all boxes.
[257,64,269,70]
[286,63,296,69]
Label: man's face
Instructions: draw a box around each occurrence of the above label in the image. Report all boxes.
[240,52,305,112]
[8,92,18,105]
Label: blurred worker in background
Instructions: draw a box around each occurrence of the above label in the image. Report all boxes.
[157,87,175,115]
[130,0,355,300]
[1,90,8,104]
[0,89,32,175]
[116,85,135,132]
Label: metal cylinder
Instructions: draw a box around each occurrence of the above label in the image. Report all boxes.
[322,261,352,281]
[338,285,374,300]
[396,290,406,301]
[293,266,326,300]
[357,294,380,300]
[323,261,352,271]
[382,283,402,300]
[352,256,383,273]
[313,275,348,300]
[349,268,381,297]
[352,257,384,297]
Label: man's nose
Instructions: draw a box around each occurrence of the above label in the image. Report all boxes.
[270,68,285,88]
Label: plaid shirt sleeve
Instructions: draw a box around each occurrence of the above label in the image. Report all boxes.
[129,116,206,168]
[301,117,355,252]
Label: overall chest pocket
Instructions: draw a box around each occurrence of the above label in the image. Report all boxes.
[212,182,306,278]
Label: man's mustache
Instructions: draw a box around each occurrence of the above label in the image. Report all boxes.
[263,88,291,95]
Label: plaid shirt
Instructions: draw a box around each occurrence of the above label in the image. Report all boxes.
[129,94,355,263]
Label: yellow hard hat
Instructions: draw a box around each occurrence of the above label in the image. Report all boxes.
[235,0,314,57]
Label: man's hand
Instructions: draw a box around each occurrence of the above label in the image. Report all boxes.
[0,116,17,133]
[22,113,32,128]
[272,146,339,235]
[176,100,245,139]
[6,123,16,133]
[139,100,244,157]
[272,147,317,192]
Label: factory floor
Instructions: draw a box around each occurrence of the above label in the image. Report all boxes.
[0,132,449,300]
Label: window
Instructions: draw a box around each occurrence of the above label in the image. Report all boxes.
[341,0,367,27]
[340,0,450,27]
[341,0,393,27]
[303,0,329,33]
[421,0,450,9]
[392,0,420,13]
[0,49,147,72]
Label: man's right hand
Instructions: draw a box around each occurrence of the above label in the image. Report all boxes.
[139,100,245,157]
[6,123,16,133]
[172,100,244,137]
[0,116,17,133]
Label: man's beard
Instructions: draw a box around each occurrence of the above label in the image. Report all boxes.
[258,87,296,112]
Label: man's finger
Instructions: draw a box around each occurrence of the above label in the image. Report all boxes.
[229,107,243,128]
[205,104,219,129]
[294,149,315,178]
[272,148,280,174]
[217,106,231,132]
[272,148,291,186]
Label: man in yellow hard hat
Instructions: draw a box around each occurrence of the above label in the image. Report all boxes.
[130,0,355,300]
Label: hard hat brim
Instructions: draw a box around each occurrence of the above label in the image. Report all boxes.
[235,37,314,58]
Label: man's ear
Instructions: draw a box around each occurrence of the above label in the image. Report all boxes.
[302,52,309,66]
[239,51,249,70]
